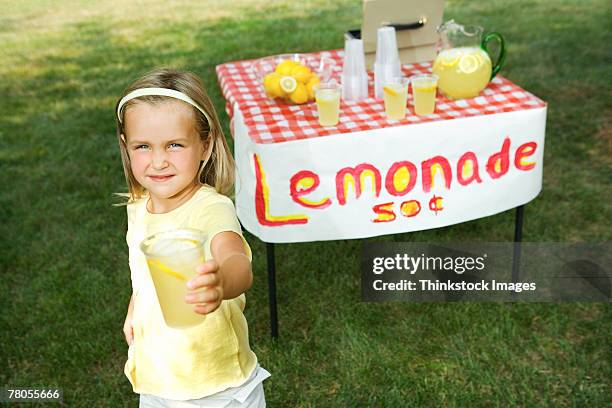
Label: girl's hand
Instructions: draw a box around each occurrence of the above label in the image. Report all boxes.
[123,317,134,346]
[123,295,135,346]
[185,260,225,315]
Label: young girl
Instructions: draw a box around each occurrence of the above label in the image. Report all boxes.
[115,68,270,407]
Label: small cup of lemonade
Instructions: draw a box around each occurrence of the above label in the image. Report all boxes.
[410,74,439,116]
[314,82,342,127]
[382,77,410,120]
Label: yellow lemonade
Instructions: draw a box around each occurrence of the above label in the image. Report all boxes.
[411,75,438,116]
[315,88,341,127]
[432,47,492,99]
[383,82,408,120]
[141,232,206,329]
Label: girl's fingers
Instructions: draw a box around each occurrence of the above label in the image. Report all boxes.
[194,302,220,315]
[187,272,218,290]
[185,288,220,304]
[196,260,219,275]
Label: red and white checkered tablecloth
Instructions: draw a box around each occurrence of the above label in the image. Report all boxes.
[215,49,546,145]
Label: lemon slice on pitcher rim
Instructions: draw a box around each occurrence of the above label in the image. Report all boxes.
[279,76,297,93]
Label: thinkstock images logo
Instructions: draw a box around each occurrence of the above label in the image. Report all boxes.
[361,243,611,302]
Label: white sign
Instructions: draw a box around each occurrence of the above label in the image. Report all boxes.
[233,105,547,243]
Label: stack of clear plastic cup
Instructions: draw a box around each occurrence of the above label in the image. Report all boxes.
[341,39,368,101]
[373,26,402,99]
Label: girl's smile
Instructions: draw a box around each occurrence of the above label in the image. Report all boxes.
[148,174,175,182]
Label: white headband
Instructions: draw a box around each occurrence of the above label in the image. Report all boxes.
[116,87,211,125]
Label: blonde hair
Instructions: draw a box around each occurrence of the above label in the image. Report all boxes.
[114,68,234,203]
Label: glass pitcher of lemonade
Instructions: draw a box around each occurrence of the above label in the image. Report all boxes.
[432,20,506,99]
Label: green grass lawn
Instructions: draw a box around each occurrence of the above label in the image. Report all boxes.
[1,0,610,406]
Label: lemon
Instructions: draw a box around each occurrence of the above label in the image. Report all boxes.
[439,49,461,68]
[147,259,188,281]
[306,75,320,100]
[415,85,436,92]
[383,85,399,96]
[290,65,312,83]
[288,82,309,104]
[263,72,284,98]
[275,60,299,76]
[279,76,297,94]
[459,54,479,74]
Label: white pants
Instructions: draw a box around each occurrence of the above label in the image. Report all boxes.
[139,384,265,408]
[138,366,269,408]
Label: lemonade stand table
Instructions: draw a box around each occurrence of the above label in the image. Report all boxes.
[216,49,547,337]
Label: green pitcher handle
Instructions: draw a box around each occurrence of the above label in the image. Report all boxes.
[481,32,506,79]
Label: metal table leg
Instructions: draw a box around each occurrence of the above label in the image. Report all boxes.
[512,205,524,284]
[266,242,278,338]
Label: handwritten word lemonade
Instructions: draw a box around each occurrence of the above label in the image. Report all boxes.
[432,47,492,99]
[383,78,409,120]
[141,230,206,328]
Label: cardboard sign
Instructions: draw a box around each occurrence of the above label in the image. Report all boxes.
[349,0,445,67]
[233,105,547,243]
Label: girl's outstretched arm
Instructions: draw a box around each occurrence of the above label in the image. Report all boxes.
[185,231,252,314]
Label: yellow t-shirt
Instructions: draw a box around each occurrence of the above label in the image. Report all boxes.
[124,185,257,400]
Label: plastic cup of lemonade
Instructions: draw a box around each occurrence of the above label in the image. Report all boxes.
[411,74,439,116]
[140,229,207,329]
[382,77,409,120]
[314,82,341,127]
